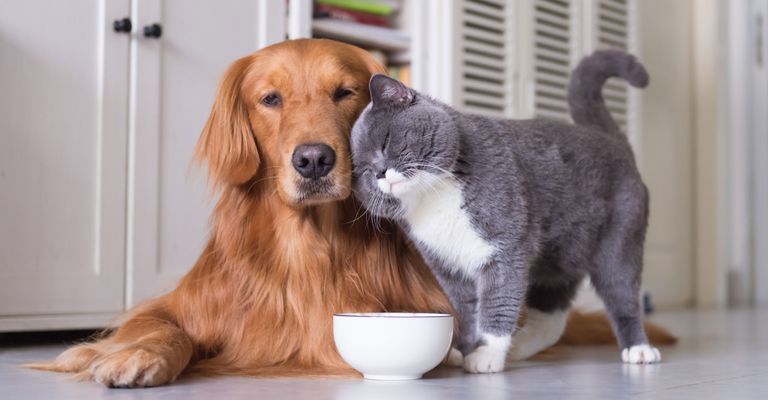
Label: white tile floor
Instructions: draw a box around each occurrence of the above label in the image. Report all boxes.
[2,308,767,399]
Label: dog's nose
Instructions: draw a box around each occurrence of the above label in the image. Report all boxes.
[292,143,336,180]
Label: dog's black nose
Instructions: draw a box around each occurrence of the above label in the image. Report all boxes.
[292,143,336,180]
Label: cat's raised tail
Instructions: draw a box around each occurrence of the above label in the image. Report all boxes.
[568,50,649,136]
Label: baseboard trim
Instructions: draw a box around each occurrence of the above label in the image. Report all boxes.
[0,312,118,332]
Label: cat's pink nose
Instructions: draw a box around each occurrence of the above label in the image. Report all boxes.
[385,170,405,184]
[376,169,406,194]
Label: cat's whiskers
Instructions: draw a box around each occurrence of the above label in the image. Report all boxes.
[370,192,386,232]
[405,162,461,185]
[347,189,371,226]
[412,173,441,198]
[363,190,378,231]
[403,163,456,198]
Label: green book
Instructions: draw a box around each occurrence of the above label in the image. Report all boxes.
[315,0,394,16]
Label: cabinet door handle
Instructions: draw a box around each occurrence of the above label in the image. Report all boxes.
[143,23,162,39]
[113,17,132,33]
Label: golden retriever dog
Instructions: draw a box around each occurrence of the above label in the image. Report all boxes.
[31,39,674,387]
[31,39,451,387]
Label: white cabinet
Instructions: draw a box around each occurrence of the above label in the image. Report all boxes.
[127,0,267,306]
[0,0,130,328]
[0,0,276,331]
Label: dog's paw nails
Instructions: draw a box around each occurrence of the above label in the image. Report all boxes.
[463,346,506,373]
[90,348,172,388]
[621,344,661,364]
[445,347,464,367]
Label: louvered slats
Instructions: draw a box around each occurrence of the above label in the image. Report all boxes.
[459,0,507,115]
[596,0,630,133]
[450,0,634,127]
[533,0,572,121]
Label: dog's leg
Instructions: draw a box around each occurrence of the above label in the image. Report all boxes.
[507,278,580,360]
[31,300,194,388]
[507,308,569,361]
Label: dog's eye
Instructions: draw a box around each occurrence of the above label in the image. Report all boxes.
[262,93,281,107]
[333,88,354,102]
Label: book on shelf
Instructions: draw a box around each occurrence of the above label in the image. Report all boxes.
[311,0,410,72]
[312,18,409,52]
[314,4,391,27]
[314,0,399,16]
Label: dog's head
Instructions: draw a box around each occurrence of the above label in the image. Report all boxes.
[196,39,384,206]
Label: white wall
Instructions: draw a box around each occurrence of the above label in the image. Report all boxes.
[636,0,695,308]
[752,0,768,306]
[637,0,741,309]
[728,0,768,306]
[691,0,729,308]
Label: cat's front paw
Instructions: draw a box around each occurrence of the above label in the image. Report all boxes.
[462,334,510,373]
[621,344,661,364]
[463,345,507,373]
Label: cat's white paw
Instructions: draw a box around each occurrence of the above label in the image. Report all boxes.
[445,347,464,367]
[463,345,507,373]
[463,334,510,373]
[621,344,661,364]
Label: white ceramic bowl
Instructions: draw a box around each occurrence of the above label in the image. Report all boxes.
[333,312,453,380]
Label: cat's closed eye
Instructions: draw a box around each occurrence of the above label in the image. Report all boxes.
[381,130,391,152]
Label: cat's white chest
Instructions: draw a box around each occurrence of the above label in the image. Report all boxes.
[398,178,496,276]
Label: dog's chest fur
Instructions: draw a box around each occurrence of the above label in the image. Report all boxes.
[399,178,496,276]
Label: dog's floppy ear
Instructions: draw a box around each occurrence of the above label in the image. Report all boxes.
[195,55,260,186]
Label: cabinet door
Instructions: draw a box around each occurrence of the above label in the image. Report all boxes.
[0,0,129,318]
[128,0,266,305]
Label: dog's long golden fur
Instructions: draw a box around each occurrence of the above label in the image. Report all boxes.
[31,39,451,386]
[30,39,673,387]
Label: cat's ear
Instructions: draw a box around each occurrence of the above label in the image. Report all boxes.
[369,74,414,108]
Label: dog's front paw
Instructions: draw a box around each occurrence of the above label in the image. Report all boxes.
[463,345,507,373]
[621,344,661,364]
[26,344,102,373]
[89,347,174,388]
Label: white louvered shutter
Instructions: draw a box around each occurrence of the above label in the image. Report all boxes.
[418,0,637,130]
[590,0,634,135]
[531,0,576,121]
[455,0,510,117]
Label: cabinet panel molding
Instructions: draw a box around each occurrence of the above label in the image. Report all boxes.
[0,0,130,316]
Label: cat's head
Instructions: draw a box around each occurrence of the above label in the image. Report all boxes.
[351,74,460,219]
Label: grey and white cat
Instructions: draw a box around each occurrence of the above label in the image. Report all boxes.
[350,50,661,373]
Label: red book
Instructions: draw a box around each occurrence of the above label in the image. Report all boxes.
[314,4,392,27]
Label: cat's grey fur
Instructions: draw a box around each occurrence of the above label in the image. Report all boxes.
[351,50,659,372]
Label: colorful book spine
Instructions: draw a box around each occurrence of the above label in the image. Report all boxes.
[314,4,391,27]
[315,0,394,16]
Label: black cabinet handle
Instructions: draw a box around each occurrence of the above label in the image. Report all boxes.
[143,23,162,39]
[113,17,132,33]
